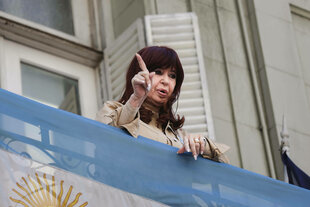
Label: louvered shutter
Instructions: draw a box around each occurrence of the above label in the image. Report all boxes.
[144,13,215,139]
[104,19,145,100]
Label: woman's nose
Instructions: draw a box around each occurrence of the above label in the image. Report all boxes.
[160,74,169,85]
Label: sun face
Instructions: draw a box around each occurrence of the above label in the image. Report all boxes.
[10,173,88,207]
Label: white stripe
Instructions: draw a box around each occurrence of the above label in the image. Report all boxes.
[0,149,167,207]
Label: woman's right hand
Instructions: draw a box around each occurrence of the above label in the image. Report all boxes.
[131,53,154,100]
[177,134,207,160]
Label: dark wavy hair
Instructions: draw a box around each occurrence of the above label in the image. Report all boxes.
[119,46,185,131]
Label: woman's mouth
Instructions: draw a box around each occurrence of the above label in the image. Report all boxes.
[157,89,168,97]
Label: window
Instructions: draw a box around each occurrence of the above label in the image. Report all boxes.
[21,63,81,115]
[2,39,98,119]
[0,0,74,35]
[0,0,94,46]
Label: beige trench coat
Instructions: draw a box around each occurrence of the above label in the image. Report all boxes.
[96,101,229,163]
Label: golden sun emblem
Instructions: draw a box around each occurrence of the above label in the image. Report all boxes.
[10,173,88,207]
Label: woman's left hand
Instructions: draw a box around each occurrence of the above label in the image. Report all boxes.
[177,134,206,160]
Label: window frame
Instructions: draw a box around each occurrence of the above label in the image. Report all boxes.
[1,39,99,119]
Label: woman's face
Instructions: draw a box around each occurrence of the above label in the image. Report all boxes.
[147,67,176,107]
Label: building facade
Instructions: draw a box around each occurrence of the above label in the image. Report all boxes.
[1,0,309,181]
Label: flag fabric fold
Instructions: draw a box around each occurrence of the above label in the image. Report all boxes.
[282,151,310,190]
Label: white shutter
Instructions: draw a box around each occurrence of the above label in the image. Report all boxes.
[104,19,145,100]
[145,13,215,139]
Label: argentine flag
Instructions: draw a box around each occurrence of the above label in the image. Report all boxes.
[0,88,310,206]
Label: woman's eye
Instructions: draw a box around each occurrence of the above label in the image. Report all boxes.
[155,69,162,75]
[169,73,176,79]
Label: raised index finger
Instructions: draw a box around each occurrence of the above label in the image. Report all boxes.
[135,53,148,72]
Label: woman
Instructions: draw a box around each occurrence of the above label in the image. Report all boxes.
[96,46,229,163]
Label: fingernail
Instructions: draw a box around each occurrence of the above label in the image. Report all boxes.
[185,147,190,152]
[147,83,151,91]
[200,151,203,155]
[194,155,197,160]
